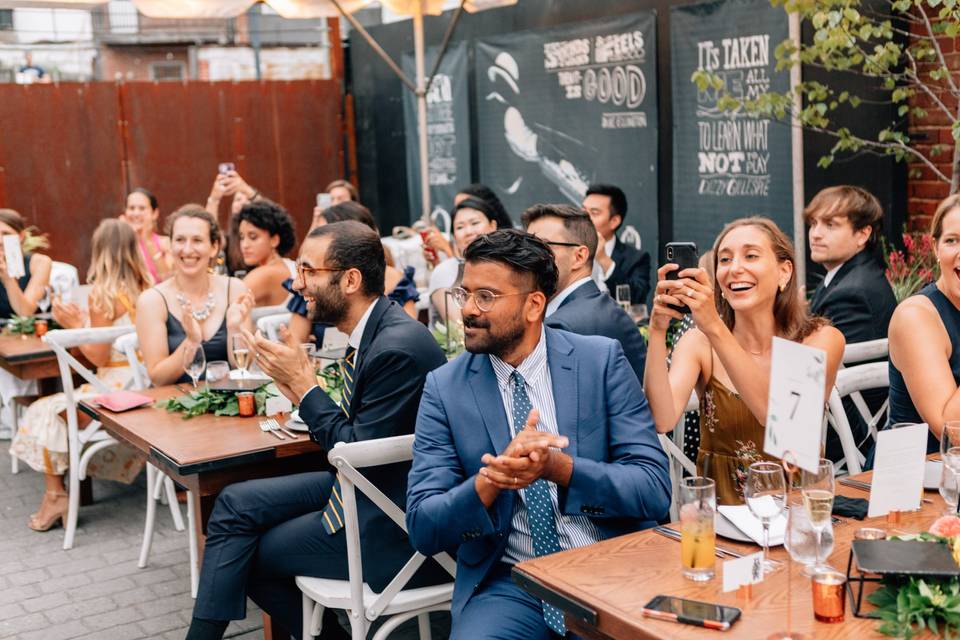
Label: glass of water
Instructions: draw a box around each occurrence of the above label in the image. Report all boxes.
[785,502,835,574]
[183,343,206,389]
[940,464,960,515]
[205,360,230,385]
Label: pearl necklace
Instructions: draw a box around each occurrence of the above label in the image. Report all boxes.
[175,290,216,321]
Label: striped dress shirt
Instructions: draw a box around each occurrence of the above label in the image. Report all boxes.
[489,329,601,564]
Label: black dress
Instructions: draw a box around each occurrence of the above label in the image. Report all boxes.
[161,283,231,384]
[0,254,34,320]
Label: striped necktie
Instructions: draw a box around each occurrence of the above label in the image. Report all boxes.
[321,346,357,535]
[511,371,566,636]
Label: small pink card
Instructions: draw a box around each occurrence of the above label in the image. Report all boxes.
[92,390,153,412]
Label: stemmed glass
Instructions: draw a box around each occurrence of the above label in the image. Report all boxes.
[615,284,631,313]
[745,461,786,573]
[800,458,836,575]
[183,343,206,389]
[36,285,51,315]
[940,422,960,514]
[232,334,251,379]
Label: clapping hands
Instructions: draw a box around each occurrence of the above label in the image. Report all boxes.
[479,409,569,490]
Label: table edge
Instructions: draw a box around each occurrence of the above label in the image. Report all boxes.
[511,566,598,627]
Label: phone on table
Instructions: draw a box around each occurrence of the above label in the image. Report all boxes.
[664,241,699,314]
[317,193,333,210]
[642,595,741,631]
[218,162,235,175]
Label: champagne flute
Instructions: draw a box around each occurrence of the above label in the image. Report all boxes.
[800,458,835,575]
[232,334,251,379]
[183,343,206,389]
[36,285,51,315]
[745,461,786,573]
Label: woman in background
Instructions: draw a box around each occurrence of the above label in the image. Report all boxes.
[232,200,297,307]
[122,188,172,283]
[10,219,153,531]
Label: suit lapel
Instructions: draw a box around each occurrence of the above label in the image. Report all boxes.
[348,296,389,413]
[546,329,578,458]
[468,355,512,453]
[812,251,871,311]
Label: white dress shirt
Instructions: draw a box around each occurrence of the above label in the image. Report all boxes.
[822,263,843,288]
[545,276,593,318]
[489,329,601,564]
[602,235,617,280]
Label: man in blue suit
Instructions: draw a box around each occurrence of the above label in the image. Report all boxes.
[523,203,647,379]
[406,229,671,639]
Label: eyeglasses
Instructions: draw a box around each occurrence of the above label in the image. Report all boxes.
[544,240,582,248]
[296,261,343,279]
[449,286,532,312]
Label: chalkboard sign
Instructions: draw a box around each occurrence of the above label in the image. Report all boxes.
[474,11,658,255]
[403,41,472,224]
[671,0,792,253]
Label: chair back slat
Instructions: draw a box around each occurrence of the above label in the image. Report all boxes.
[842,338,888,366]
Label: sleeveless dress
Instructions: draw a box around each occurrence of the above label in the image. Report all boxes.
[0,253,33,320]
[162,283,231,384]
[9,293,145,482]
[0,255,40,435]
[698,376,773,505]
[888,282,960,454]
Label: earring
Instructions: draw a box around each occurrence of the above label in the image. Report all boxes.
[779,283,785,292]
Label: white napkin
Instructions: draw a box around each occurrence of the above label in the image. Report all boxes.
[228,369,270,382]
[718,503,786,546]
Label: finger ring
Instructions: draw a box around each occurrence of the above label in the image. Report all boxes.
[687,288,694,298]
[655,295,661,304]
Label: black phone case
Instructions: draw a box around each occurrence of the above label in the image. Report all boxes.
[664,242,699,314]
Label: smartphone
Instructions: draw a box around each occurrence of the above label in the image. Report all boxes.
[316,193,333,210]
[642,595,741,631]
[218,162,235,175]
[664,241,699,314]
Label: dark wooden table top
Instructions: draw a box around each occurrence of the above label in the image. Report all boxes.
[80,385,322,476]
[514,466,943,639]
[0,334,60,379]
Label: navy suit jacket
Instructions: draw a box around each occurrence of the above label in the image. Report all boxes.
[405,328,671,617]
[299,296,447,591]
[809,249,896,345]
[546,279,647,379]
[608,239,651,304]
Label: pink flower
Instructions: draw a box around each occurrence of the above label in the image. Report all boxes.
[930,515,960,537]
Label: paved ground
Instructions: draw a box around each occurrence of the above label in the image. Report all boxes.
[0,446,264,640]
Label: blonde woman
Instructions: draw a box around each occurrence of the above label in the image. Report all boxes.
[10,219,154,531]
[0,208,52,319]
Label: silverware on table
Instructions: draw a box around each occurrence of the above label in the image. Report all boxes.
[265,417,299,439]
[652,525,744,559]
[259,420,284,440]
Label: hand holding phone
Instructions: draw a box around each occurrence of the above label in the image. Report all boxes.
[316,193,333,210]
[663,242,699,314]
[218,162,235,175]
[642,595,740,631]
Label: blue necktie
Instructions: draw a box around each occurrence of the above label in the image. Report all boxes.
[510,371,566,636]
[321,346,357,535]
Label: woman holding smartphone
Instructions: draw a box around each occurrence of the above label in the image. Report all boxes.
[642,217,844,504]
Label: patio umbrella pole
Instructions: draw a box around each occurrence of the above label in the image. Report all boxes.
[414,2,431,220]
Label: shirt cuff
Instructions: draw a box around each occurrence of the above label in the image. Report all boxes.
[300,384,320,404]
[602,260,616,281]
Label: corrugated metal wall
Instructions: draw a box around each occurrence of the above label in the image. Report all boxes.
[0,79,345,276]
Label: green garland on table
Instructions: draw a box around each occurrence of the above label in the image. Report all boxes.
[3,315,60,336]
[868,576,960,639]
[157,384,273,419]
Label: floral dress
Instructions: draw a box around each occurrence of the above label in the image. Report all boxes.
[697,376,772,505]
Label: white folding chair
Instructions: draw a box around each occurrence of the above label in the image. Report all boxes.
[296,435,456,640]
[251,304,289,323]
[842,338,888,366]
[825,362,890,475]
[114,331,200,597]
[619,225,642,251]
[257,312,293,342]
[660,393,699,521]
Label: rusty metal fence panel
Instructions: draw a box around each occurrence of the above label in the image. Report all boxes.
[0,79,344,276]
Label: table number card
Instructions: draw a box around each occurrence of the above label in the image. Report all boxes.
[265,394,293,417]
[723,552,764,592]
[764,337,826,473]
[3,235,25,280]
[868,423,928,518]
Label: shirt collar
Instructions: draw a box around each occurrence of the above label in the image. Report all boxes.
[348,299,379,350]
[604,235,616,258]
[489,327,548,391]
[546,276,593,317]
[822,263,844,288]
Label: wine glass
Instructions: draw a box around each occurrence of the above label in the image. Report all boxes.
[800,458,835,575]
[745,461,786,573]
[183,343,206,389]
[785,502,834,571]
[36,285,51,315]
[232,334,251,379]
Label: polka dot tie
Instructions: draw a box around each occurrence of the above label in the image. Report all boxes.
[511,371,566,636]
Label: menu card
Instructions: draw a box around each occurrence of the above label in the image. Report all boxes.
[868,423,928,517]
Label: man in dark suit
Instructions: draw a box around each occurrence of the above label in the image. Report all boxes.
[806,186,897,460]
[406,229,670,639]
[186,221,447,640]
[523,203,647,379]
[583,183,651,304]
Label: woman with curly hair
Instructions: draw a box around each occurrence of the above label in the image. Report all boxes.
[232,200,297,306]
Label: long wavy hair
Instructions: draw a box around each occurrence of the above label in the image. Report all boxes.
[88,219,153,319]
[712,216,828,342]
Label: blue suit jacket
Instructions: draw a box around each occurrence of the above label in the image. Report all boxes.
[546,280,647,380]
[405,328,670,616]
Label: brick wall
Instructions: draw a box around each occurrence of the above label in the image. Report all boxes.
[907,19,958,231]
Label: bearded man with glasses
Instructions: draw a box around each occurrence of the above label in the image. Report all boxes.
[406,229,670,640]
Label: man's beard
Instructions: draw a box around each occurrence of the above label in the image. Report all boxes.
[463,313,525,358]
[308,283,347,326]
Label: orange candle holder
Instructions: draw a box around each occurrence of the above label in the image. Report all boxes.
[812,570,846,623]
[237,391,255,417]
[33,319,47,338]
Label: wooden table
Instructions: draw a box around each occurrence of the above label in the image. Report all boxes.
[513,468,944,639]
[79,386,327,543]
[0,334,62,381]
